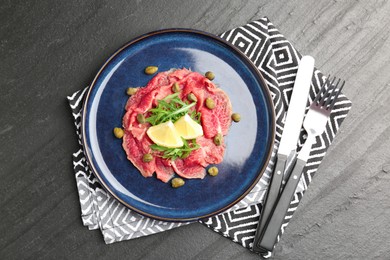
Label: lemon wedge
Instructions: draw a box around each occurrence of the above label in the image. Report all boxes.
[174,114,204,140]
[147,121,184,148]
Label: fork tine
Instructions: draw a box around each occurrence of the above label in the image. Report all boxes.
[319,77,336,106]
[328,80,345,110]
[324,78,340,107]
[313,76,330,104]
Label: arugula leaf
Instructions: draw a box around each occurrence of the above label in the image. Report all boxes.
[146,92,203,160]
[150,138,200,160]
[145,93,198,125]
[189,110,201,124]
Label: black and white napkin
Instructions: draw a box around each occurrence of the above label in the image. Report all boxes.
[68,17,351,257]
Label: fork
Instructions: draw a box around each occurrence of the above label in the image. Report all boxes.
[255,76,345,252]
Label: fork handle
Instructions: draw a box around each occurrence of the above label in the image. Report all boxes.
[252,154,287,253]
[255,158,307,252]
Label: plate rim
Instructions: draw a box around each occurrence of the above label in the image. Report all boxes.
[81,28,276,222]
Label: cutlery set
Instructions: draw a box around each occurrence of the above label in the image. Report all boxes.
[253,56,345,253]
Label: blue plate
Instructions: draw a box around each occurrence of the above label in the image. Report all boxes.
[82,29,275,222]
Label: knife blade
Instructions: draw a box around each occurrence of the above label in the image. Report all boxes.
[252,56,314,253]
[277,56,315,157]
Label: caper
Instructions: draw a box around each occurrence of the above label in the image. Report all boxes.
[208,166,219,176]
[126,87,138,96]
[231,113,241,122]
[205,97,215,109]
[145,66,158,75]
[187,93,197,102]
[205,71,215,80]
[213,133,223,146]
[172,82,180,93]
[171,177,185,188]
[137,113,146,124]
[113,127,124,138]
[142,153,153,163]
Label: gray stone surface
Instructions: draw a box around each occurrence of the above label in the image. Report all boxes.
[1,0,389,259]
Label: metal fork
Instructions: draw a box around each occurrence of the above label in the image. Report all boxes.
[255,76,345,252]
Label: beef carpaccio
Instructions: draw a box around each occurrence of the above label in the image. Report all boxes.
[122,68,232,183]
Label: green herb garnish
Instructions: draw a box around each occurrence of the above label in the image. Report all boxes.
[146,93,198,125]
[151,138,200,160]
[147,93,203,160]
[189,110,202,124]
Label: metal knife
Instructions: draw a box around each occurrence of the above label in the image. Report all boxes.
[252,56,315,253]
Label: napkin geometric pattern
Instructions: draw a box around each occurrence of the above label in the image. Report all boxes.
[200,17,352,257]
[68,17,352,257]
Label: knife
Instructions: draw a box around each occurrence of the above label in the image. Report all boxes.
[252,56,315,253]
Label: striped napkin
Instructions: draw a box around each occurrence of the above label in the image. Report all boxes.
[68,17,351,257]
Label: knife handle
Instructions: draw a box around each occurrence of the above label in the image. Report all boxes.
[252,154,287,253]
[255,158,306,252]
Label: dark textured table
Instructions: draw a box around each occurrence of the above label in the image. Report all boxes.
[2,1,390,259]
